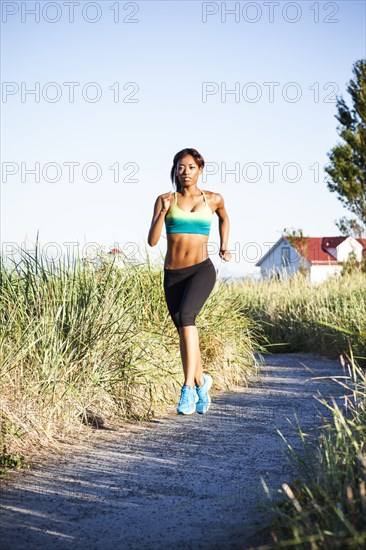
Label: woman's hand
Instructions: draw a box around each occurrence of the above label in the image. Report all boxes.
[148,191,173,247]
[219,248,231,262]
[161,192,173,213]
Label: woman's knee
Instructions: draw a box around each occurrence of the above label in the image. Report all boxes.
[178,309,197,327]
[170,312,195,331]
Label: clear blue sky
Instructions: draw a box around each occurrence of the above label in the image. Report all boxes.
[1,0,365,276]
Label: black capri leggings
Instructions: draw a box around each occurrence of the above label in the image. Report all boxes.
[163,257,216,331]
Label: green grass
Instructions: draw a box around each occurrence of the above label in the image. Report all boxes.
[0,247,262,465]
[229,272,366,361]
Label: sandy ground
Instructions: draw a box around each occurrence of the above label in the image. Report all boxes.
[0,353,347,550]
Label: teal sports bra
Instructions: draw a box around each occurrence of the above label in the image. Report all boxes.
[165,188,213,236]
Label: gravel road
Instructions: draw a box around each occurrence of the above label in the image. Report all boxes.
[0,353,346,550]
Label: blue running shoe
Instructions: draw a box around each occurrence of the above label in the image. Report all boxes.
[177,385,199,415]
[196,374,212,414]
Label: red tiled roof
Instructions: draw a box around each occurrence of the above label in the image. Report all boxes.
[283,236,366,265]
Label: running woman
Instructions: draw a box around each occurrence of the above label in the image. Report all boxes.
[148,148,231,415]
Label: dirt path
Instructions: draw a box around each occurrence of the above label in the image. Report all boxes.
[0,353,346,550]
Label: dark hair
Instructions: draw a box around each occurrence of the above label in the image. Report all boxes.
[170,148,205,192]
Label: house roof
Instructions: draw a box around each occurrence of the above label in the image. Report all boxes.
[284,237,339,264]
[256,235,366,266]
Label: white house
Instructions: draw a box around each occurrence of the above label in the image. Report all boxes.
[256,235,366,283]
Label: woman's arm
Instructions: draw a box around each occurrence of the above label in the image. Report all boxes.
[214,193,231,262]
[147,192,172,247]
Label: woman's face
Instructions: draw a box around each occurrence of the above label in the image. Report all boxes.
[176,155,203,188]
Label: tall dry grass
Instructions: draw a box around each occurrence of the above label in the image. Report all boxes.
[0,249,262,469]
[230,272,366,361]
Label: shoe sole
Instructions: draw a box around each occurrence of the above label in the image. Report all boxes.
[196,376,212,414]
[177,407,196,415]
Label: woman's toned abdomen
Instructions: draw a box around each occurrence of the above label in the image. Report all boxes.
[164,234,209,269]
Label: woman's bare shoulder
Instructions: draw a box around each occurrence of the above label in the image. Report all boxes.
[202,190,224,205]
[159,190,174,199]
